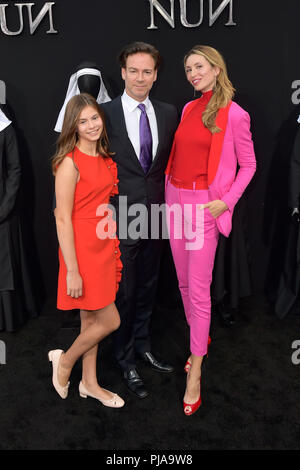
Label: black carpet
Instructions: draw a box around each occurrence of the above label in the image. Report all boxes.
[1,295,300,451]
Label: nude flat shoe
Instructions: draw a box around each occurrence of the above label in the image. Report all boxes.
[79,381,125,408]
[48,349,70,399]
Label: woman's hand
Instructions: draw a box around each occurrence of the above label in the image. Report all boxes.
[66,270,83,298]
[199,200,228,218]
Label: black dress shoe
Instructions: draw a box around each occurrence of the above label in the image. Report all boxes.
[138,352,174,373]
[123,369,148,399]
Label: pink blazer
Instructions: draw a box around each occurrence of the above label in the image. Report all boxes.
[165,100,256,237]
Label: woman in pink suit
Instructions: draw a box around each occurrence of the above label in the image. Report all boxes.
[165,45,256,416]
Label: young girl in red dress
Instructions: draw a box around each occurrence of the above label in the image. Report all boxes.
[48,93,124,408]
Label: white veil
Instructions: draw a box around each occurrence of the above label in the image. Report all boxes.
[0,108,11,132]
[54,67,111,133]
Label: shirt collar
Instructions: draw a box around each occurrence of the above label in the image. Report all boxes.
[122,90,151,112]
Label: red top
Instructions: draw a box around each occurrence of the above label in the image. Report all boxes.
[169,90,213,188]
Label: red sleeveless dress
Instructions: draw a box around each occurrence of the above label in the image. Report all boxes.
[57,147,122,311]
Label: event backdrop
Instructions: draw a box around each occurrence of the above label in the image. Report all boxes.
[1,0,299,303]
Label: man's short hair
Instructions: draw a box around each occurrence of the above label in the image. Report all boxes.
[118,41,161,70]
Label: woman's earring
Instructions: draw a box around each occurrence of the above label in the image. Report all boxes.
[214,75,218,90]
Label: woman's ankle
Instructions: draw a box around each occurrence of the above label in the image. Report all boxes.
[81,378,99,390]
[187,367,201,382]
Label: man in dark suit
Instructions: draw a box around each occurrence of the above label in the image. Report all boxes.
[101,42,178,398]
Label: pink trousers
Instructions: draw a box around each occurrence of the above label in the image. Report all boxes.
[165,180,219,357]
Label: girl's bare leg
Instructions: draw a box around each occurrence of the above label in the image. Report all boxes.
[80,305,120,401]
[57,303,120,392]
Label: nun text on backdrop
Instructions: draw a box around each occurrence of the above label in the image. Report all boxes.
[0,2,57,35]
[0,0,237,36]
[147,0,236,29]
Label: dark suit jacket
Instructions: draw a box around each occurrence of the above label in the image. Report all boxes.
[101,96,178,245]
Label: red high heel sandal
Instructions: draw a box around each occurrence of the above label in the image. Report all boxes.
[184,336,211,373]
[183,378,202,416]
[184,358,192,373]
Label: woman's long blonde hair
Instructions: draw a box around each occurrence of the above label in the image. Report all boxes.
[52,93,112,174]
[184,45,235,133]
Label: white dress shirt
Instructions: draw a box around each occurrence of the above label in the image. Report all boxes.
[121,90,159,161]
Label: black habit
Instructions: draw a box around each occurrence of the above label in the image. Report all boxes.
[274,125,300,317]
[0,123,37,331]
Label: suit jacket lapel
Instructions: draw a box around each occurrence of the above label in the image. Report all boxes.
[112,96,145,173]
[150,99,165,171]
[207,102,232,186]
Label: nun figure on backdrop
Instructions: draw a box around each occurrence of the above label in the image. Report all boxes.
[0,102,37,331]
[54,62,113,133]
[273,117,300,318]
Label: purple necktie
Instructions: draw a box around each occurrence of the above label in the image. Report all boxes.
[138,103,152,173]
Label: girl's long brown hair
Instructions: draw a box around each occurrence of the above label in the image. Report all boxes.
[52,93,112,174]
[184,45,235,133]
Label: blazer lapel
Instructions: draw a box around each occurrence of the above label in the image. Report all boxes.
[112,96,145,174]
[150,99,165,171]
[207,102,232,186]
